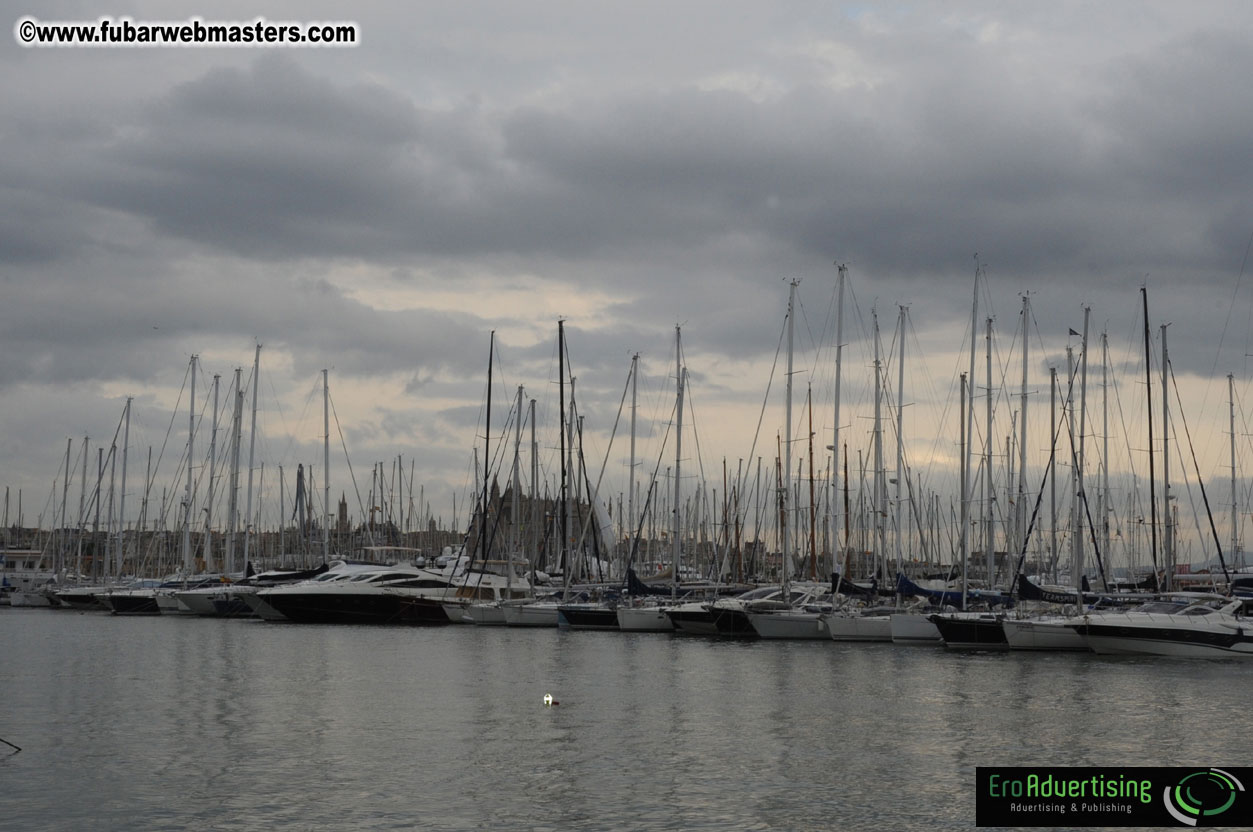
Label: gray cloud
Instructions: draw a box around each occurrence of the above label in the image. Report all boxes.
[4,2,1253,534]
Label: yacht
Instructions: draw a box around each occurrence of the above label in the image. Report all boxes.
[708,586,800,637]
[237,562,379,621]
[55,585,114,611]
[175,565,331,618]
[96,581,166,615]
[664,599,721,635]
[1068,595,1253,657]
[256,565,457,624]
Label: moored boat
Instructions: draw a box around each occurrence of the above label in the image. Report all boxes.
[1068,596,1253,657]
[929,611,1009,650]
[889,612,944,645]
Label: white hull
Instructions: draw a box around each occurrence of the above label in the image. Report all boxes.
[1073,600,1253,657]
[666,601,720,635]
[1002,617,1087,651]
[55,586,111,610]
[748,611,829,639]
[1083,635,1253,658]
[235,586,287,621]
[156,591,195,615]
[889,613,943,645]
[616,606,675,632]
[465,603,508,625]
[171,589,221,616]
[826,613,892,641]
[9,590,55,607]
[502,603,560,627]
[441,601,473,624]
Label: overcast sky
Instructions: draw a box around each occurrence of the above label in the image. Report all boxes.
[4,2,1253,564]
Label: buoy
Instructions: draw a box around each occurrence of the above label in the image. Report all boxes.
[543,693,559,706]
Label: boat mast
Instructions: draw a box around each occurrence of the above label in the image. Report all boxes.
[1227,373,1237,568]
[323,368,330,562]
[59,438,70,577]
[831,264,846,587]
[1068,346,1079,600]
[1161,324,1173,588]
[183,356,196,576]
[206,374,219,572]
[1101,333,1110,575]
[629,352,638,575]
[530,398,538,580]
[1142,287,1160,588]
[510,382,522,596]
[116,397,130,577]
[558,320,567,578]
[481,332,494,572]
[984,317,993,587]
[965,266,978,587]
[141,448,151,552]
[895,305,906,582]
[872,308,883,586]
[567,378,577,583]
[1049,367,1058,582]
[226,370,243,573]
[76,437,88,579]
[959,373,968,608]
[1078,307,1090,589]
[1018,296,1029,558]
[807,386,817,581]
[242,344,261,571]
[106,441,116,580]
[783,281,795,595]
[672,326,684,600]
[94,449,103,581]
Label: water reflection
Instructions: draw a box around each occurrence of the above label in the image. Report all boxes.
[4,610,1252,830]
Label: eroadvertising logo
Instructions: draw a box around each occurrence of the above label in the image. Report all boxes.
[1162,769,1245,826]
[976,767,1252,827]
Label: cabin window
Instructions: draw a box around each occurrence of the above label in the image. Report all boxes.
[453,585,495,600]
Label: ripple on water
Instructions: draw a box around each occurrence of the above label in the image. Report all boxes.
[3,610,1251,830]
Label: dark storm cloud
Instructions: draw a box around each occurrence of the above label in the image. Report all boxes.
[5,2,1253,526]
[17,23,1252,304]
[52,41,1238,307]
[0,187,97,265]
[0,258,486,390]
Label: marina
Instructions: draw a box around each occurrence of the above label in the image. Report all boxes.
[9,4,1253,828]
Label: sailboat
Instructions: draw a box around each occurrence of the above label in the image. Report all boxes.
[617,338,683,633]
[747,280,834,639]
[825,304,893,642]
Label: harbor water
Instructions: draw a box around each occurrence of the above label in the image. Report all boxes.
[3,609,1250,831]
